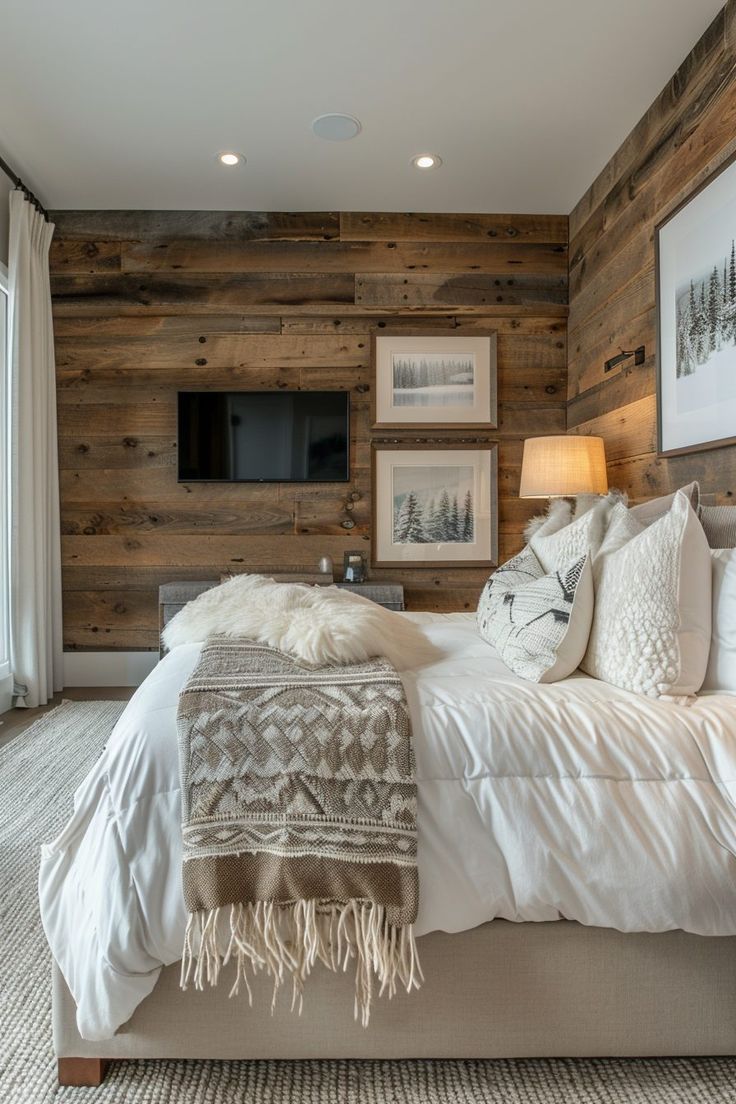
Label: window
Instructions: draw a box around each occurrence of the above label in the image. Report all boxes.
[0,262,8,680]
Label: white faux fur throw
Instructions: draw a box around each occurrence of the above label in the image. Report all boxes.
[162,574,438,670]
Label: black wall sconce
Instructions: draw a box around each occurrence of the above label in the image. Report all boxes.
[604,345,646,373]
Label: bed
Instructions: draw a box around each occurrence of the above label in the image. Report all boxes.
[41,606,736,1084]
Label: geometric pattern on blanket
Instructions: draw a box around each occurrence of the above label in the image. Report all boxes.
[477,546,591,682]
[177,636,421,1025]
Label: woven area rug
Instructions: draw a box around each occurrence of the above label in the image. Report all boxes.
[2,700,736,1103]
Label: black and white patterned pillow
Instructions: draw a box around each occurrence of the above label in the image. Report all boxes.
[477,546,594,683]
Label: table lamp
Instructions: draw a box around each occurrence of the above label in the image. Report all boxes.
[519,435,608,498]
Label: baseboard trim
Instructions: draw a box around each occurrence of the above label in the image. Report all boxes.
[63,651,158,687]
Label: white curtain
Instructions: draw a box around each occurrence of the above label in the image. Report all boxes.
[8,190,63,708]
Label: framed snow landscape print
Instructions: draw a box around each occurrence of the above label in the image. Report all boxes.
[372,331,497,429]
[372,443,498,568]
[657,153,736,456]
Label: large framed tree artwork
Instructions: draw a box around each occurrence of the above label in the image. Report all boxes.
[657,153,736,456]
[371,443,498,568]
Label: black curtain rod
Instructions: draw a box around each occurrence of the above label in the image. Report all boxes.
[0,153,49,221]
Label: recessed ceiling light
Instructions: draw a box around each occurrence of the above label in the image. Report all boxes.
[412,154,442,170]
[312,114,362,141]
[217,152,244,167]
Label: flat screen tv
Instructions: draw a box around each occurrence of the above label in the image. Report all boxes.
[177,390,350,482]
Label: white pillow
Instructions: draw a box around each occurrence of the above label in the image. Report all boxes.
[477,546,594,683]
[629,481,700,528]
[701,549,736,694]
[530,493,621,573]
[581,491,711,698]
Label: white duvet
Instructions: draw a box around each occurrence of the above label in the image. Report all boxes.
[40,613,736,1041]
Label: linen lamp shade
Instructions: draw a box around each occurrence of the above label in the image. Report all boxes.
[519,435,608,498]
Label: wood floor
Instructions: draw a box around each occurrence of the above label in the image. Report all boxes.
[0,687,134,748]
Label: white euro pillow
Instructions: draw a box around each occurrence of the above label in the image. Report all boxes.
[701,549,736,694]
[581,491,711,698]
[529,492,623,573]
[477,545,594,683]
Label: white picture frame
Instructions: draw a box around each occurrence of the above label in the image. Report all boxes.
[657,153,736,456]
[372,331,497,429]
[372,444,498,568]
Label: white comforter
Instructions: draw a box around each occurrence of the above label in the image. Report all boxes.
[40,613,736,1041]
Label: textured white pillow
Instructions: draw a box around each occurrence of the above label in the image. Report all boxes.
[701,549,736,694]
[530,493,621,573]
[581,491,711,698]
[477,546,594,683]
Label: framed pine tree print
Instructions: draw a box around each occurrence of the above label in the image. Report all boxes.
[656,152,736,456]
[372,443,498,568]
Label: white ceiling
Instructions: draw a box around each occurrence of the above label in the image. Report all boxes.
[0,0,725,213]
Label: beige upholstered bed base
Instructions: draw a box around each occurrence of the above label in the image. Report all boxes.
[54,919,736,1081]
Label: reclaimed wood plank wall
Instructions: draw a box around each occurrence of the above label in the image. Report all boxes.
[568,4,736,501]
[50,209,568,651]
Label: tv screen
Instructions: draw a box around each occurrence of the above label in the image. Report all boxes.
[177,391,350,483]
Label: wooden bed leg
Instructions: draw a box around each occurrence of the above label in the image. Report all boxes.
[58,1058,110,1086]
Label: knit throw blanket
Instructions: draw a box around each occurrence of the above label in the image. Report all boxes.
[177,635,421,1025]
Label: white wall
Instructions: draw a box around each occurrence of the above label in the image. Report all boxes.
[0,170,11,265]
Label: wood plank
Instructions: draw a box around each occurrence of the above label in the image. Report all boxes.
[282,315,567,336]
[63,589,158,633]
[49,240,121,274]
[355,273,567,311]
[56,361,561,406]
[58,436,176,469]
[568,395,656,463]
[569,222,653,337]
[339,212,568,243]
[115,332,545,377]
[50,273,357,316]
[568,267,653,360]
[53,314,282,337]
[56,366,305,402]
[59,468,363,502]
[60,532,527,573]
[55,366,302,401]
[54,333,370,370]
[50,211,339,241]
[608,449,736,500]
[121,239,567,276]
[61,501,296,535]
[58,403,176,436]
[498,402,566,437]
[567,356,654,428]
[497,366,566,403]
[567,305,654,402]
[61,534,370,567]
